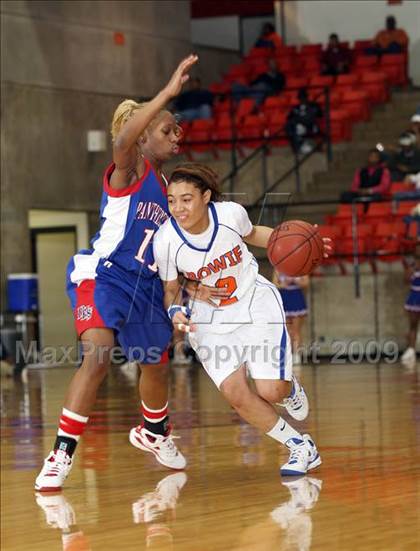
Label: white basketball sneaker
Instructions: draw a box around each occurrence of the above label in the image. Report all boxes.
[281,376,309,421]
[281,434,321,476]
[401,347,416,364]
[35,449,73,492]
[35,492,76,531]
[129,425,187,470]
[132,472,188,524]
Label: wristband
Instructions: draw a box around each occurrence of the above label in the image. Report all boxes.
[167,305,191,320]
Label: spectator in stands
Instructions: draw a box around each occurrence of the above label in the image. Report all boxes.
[368,15,409,55]
[321,33,351,76]
[232,59,285,105]
[341,149,391,203]
[254,22,282,50]
[410,114,420,146]
[387,132,420,182]
[174,78,213,122]
[285,88,322,154]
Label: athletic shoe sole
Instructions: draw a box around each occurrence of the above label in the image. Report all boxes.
[280,454,322,477]
[129,429,186,471]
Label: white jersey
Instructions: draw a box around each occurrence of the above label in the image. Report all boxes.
[153,201,259,333]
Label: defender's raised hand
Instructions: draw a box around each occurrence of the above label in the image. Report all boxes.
[164,54,199,99]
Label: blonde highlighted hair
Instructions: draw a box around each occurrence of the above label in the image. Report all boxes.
[110,99,167,142]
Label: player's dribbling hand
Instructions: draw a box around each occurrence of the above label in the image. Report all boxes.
[172,310,196,333]
[184,281,231,307]
[164,54,199,99]
[313,225,333,258]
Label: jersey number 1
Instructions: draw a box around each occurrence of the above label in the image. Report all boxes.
[135,229,158,272]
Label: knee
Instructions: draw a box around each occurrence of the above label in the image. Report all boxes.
[80,357,109,381]
[220,380,249,410]
[258,381,290,404]
[141,364,168,383]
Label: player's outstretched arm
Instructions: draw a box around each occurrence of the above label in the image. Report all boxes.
[243,225,273,248]
[112,54,198,177]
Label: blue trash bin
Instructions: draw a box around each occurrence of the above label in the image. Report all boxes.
[7,274,39,312]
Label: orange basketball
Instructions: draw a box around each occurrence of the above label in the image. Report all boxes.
[267,220,324,277]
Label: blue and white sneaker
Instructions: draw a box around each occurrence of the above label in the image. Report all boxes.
[280,434,321,476]
[281,376,309,421]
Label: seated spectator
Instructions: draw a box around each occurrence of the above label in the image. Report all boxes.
[387,132,420,181]
[254,22,283,50]
[367,15,409,55]
[232,59,285,106]
[410,113,420,146]
[285,88,322,154]
[341,149,391,203]
[321,33,351,75]
[174,78,213,122]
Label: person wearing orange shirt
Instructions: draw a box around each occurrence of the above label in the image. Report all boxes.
[371,15,408,54]
[255,22,283,50]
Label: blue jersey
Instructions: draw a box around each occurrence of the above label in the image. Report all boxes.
[69,159,169,284]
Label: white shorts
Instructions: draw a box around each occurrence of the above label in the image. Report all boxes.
[188,277,293,388]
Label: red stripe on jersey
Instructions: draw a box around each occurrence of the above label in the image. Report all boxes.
[103,159,151,197]
[74,280,106,336]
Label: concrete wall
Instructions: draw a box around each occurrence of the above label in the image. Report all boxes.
[0,1,238,303]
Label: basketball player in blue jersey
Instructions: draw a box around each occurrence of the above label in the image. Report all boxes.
[154,163,332,476]
[35,55,228,492]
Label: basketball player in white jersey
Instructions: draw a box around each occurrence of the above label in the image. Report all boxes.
[153,163,331,476]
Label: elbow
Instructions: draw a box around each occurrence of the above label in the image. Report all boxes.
[113,134,130,153]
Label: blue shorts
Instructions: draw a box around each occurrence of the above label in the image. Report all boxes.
[405,290,420,313]
[67,259,172,364]
[279,288,308,317]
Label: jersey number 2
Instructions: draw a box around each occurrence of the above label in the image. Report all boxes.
[216,276,238,306]
[135,229,158,272]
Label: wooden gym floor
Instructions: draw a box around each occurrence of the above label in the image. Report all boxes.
[1,360,419,551]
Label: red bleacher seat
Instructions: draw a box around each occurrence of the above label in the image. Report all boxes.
[246,47,272,60]
[302,56,321,72]
[213,99,232,119]
[395,201,418,218]
[224,63,251,84]
[285,76,308,89]
[275,45,298,57]
[335,74,360,88]
[391,182,416,195]
[275,57,299,74]
[236,98,256,121]
[372,221,406,262]
[326,203,364,225]
[329,109,352,142]
[186,119,215,156]
[380,54,407,86]
[284,89,300,105]
[209,82,231,95]
[239,114,266,149]
[360,72,389,103]
[300,44,323,56]
[354,56,378,69]
[341,89,370,122]
[267,112,288,147]
[353,39,373,52]
[262,96,289,118]
[363,202,393,223]
[310,75,335,88]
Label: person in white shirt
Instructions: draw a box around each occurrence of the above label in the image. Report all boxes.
[153,162,331,476]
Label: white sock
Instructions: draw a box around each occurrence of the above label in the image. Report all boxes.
[266,417,303,446]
